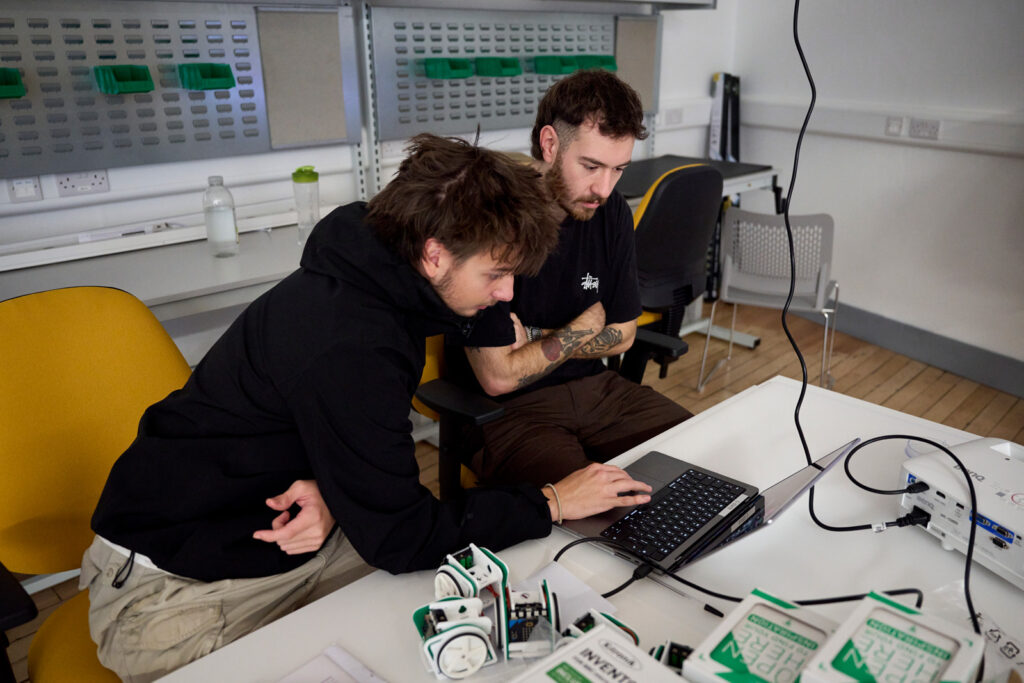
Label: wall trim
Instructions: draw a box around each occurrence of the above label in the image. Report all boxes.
[742,97,1024,159]
[654,96,1024,158]
[798,304,1023,400]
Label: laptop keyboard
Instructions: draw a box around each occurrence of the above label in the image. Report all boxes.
[600,469,745,561]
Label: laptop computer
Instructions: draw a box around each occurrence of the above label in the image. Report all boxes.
[562,438,860,574]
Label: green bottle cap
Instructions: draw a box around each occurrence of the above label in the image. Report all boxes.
[292,166,319,182]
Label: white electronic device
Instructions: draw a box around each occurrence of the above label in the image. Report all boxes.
[897,437,1024,590]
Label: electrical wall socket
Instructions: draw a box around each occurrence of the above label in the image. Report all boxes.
[6,176,43,203]
[56,169,110,197]
[663,108,684,126]
[884,116,904,137]
[908,118,941,141]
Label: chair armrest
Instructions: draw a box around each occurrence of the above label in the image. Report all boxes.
[415,378,504,427]
[416,378,505,501]
[618,328,690,384]
[0,558,37,633]
[634,327,689,359]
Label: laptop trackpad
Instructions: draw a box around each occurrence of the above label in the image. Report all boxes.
[625,451,684,486]
[567,452,679,536]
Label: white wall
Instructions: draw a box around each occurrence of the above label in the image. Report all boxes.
[5,1,1021,366]
[654,1,737,156]
[657,0,1024,363]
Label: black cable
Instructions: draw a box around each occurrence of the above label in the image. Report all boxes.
[810,441,931,532]
[795,588,924,610]
[782,0,815,475]
[553,535,629,564]
[601,576,636,599]
[553,535,926,612]
[553,537,656,599]
[779,0,981,637]
[656,566,924,611]
[839,442,930,497]
[842,438,932,495]
[845,436,982,635]
[779,0,907,532]
[781,0,849,537]
[553,536,745,603]
[804,509,929,534]
[781,0,859,539]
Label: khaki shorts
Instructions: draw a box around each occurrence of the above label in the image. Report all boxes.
[80,532,371,682]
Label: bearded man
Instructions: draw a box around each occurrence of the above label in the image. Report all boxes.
[449,70,695,486]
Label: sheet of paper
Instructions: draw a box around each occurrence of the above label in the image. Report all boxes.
[278,643,387,683]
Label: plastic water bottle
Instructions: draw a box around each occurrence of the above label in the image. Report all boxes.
[292,165,320,244]
[203,176,238,257]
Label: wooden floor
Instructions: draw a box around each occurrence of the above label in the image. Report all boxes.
[6,303,1021,681]
[646,303,1023,440]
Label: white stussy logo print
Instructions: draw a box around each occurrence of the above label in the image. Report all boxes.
[580,273,599,291]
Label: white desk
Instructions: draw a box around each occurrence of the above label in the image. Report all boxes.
[0,226,305,365]
[618,155,779,208]
[160,376,1024,682]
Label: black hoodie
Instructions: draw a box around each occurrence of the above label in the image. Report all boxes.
[91,203,552,582]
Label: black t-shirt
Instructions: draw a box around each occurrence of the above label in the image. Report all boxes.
[450,190,641,399]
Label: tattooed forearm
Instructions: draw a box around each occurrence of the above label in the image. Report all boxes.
[577,326,623,357]
[515,326,595,389]
[516,370,550,389]
[542,327,593,361]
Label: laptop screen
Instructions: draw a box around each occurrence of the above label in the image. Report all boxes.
[678,437,860,569]
[762,438,859,521]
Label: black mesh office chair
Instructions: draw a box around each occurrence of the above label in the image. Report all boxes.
[618,164,724,382]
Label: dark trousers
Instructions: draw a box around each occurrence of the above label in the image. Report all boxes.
[472,370,693,487]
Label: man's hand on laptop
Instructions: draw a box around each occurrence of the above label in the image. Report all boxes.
[548,463,652,522]
[253,479,336,554]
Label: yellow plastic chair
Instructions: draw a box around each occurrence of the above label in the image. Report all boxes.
[412,334,446,421]
[0,286,191,682]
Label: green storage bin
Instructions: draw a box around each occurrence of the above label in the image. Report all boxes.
[0,68,26,99]
[178,63,236,91]
[474,57,522,78]
[93,64,154,94]
[532,55,578,75]
[575,55,618,72]
[422,58,473,79]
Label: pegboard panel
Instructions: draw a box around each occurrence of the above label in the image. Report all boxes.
[0,0,270,177]
[370,6,615,141]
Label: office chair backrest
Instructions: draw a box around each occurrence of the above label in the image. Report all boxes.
[0,286,191,574]
[720,207,835,307]
[633,164,724,311]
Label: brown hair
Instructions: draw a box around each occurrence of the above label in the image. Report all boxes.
[530,69,647,160]
[368,133,558,276]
